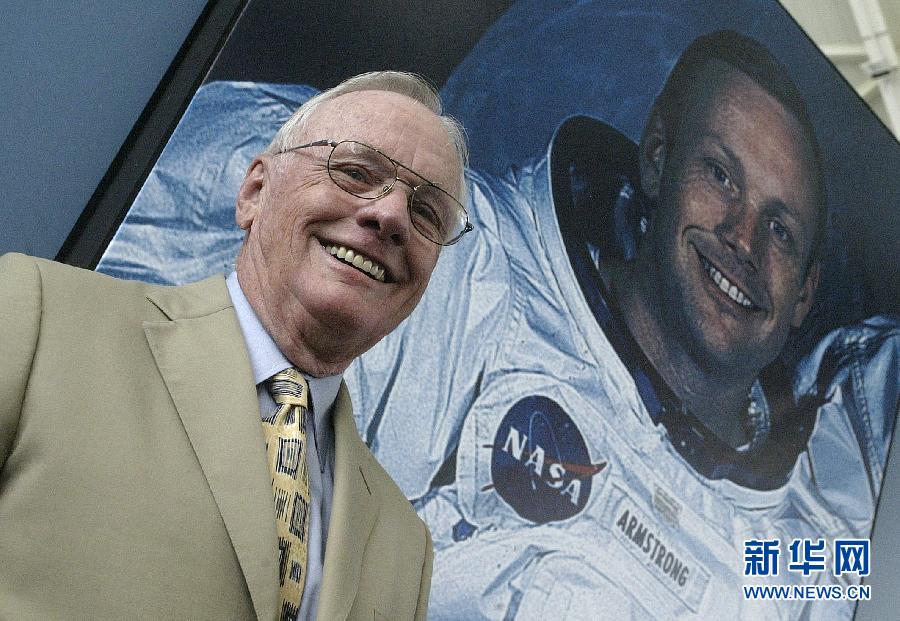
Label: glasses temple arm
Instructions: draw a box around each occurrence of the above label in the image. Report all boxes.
[279,139,336,154]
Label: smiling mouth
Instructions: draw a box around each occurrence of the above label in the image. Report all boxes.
[697,252,758,310]
[325,244,388,282]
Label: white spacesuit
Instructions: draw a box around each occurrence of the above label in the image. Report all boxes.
[345,117,899,620]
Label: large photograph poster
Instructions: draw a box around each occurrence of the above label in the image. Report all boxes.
[97,0,900,618]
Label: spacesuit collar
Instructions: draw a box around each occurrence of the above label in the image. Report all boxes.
[548,115,646,267]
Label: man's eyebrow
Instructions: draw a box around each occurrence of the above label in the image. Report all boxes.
[701,134,744,178]
[719,141,741,170]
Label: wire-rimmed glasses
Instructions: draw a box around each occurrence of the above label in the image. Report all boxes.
[277,139,472,245]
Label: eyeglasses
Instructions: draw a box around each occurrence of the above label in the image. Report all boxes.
[276,139,473,245]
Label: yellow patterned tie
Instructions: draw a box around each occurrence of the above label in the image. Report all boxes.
[263,368,311,621]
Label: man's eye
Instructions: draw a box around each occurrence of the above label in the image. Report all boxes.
[411,200,444,234]
[706,160,735,192]
[769,219,793,244]
[335,166,369,183]
[704,158,738,194]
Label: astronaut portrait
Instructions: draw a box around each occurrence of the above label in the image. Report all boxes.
[97,1,899,618]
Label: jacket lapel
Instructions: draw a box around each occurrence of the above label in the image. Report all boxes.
[318,384,380,621]
[143,277,278,621]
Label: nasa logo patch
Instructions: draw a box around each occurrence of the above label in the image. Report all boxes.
[488,396,605,524]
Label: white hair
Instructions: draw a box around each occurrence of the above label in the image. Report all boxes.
[265,71,468,201]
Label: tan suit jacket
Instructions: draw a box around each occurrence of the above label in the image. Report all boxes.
[0,253,432,620]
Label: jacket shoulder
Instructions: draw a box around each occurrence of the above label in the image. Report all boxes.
[1,253,230,321]
[1,253,149,299]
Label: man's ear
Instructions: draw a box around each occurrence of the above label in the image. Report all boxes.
[236,157,267,230]
[791,260,820,328]
[638,108,668,201]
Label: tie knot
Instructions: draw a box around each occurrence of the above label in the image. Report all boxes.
[266,367,310,408]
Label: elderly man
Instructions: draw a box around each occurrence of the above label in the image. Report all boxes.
[348,32,899,619]
[0,71,470,620]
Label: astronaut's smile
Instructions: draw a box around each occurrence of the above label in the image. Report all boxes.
[696,250,761,312]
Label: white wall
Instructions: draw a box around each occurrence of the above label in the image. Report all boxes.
[781,0,900,136]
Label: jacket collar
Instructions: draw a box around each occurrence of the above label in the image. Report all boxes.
[318,383,380,620]
[143,276,279,621]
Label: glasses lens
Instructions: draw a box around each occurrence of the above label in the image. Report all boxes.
[410,185,468,245]
[328,140,470,245]
[327,141,396,198]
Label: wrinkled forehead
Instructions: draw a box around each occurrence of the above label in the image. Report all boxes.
[300,90,462,194]
[677,60,817,167]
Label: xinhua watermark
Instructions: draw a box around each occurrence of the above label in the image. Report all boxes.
[743,584,870,601]
[741,538,871,601]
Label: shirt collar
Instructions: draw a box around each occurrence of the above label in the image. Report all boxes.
[225,272,342,418]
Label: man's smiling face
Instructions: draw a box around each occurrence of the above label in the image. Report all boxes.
[235,90,461,369]
[641,59,820,375]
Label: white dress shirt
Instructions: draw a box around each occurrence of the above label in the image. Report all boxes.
[226,272,341,621]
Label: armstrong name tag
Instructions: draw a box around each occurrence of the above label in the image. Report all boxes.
[609,487,711,612]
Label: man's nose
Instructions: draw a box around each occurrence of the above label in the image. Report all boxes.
[716,201,760,270]
[356,181,412,245]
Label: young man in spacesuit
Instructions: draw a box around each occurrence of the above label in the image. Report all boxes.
[348,30,899,619]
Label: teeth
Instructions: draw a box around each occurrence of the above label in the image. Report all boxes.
[700,255,753,309]
[326,245,386,282]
